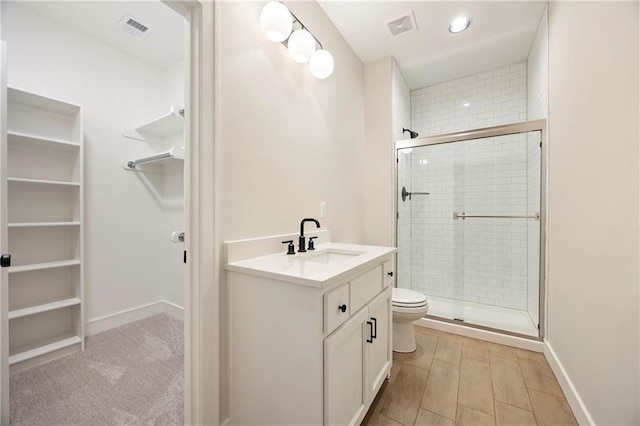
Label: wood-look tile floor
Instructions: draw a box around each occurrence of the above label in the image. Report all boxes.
[362,326,578,426]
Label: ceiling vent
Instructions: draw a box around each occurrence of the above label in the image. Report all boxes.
[118,14,150,38]
[386,12,417,37]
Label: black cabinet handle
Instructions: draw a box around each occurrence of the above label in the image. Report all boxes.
[371,317,377,339]
[366,321,374,343]
[1,254,10,268]
[338,304,347,313]
[387,271,393,277]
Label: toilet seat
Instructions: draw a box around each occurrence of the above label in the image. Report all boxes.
[392,287,427,308]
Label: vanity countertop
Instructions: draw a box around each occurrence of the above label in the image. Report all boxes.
[225,242,396,288]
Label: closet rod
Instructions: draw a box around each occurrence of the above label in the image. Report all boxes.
[123,146,184,170]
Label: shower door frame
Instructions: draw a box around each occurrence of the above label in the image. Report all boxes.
[394,119,547,340]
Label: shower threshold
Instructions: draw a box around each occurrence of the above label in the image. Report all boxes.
[425,295,538,337]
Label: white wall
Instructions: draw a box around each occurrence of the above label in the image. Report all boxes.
[216,1,365,420]
[2,3,185,321]
[547,2,639,424]
[363,57,394,247]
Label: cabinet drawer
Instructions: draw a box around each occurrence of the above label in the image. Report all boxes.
[350,265,382,314]
[383,260,394,287]
[324,283,350,334]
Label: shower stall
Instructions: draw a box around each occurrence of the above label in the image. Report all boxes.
[396,121,545,338]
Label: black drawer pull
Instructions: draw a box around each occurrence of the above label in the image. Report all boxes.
[371,317,377,339]
[366,321,374,343]
[387,271,393,277]
[338,304,347,313]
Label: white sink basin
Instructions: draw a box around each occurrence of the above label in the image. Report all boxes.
[300,248,365,264]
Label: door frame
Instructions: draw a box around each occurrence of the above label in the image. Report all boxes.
[0,2,217,422]
[0,41,9,426]
[162,1,217,424]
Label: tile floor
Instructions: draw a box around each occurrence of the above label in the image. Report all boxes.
[362,326,578,426]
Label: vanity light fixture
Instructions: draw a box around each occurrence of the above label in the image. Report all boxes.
[260,1,334,79]
[260,1,293,42]
[449,16,472,33]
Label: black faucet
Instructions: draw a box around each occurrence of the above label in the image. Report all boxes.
[298,218,321,253]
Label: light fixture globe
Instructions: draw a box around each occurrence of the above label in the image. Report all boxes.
[288,29,316,63]
[260,1,293,42]
[309,49,334,79]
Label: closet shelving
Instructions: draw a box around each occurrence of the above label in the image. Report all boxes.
[121,106,185,172]
[5,86,84,370]
[122,105,184,141]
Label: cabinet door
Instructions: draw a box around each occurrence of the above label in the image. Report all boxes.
[365,287,392,402]
[324,307,368,426]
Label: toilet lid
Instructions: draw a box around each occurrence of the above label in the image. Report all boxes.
[392,287,428,307]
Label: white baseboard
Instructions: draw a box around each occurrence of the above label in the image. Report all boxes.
[162,300,184,321]
[85,300,184,336]
[415,318,544,352]
[543,340,594,425]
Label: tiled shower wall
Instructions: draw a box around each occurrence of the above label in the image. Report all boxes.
[411,61,527,137]
[398,56,546,312]
[407,135,530,310]
[401,61,529,309]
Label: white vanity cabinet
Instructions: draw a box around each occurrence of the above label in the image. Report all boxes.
[226,241,394,426]
[325,285,391,426]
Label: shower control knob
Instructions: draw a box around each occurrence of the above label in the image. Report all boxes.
[338,304,347,313]
[387,271,393,277]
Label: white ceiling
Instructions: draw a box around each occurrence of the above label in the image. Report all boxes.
[317,1,547,89]
[21,1,185,71]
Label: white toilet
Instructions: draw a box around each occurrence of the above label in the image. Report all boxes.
[392,287,429,353]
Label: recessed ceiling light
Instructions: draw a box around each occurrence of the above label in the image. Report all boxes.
[449,16,471,33]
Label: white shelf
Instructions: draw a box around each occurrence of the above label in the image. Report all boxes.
[9,334,82,365]
[9,298,82,320]
[6,86,84,370]
[8,86,81,115]
[8,221,81,228]
[122,106,184,141]
[8,131,80,151]
[7,177,80,187]
[8,259,81,274]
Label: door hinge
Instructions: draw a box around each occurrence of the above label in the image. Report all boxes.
[1,254,11,268]
[183,251,187,264]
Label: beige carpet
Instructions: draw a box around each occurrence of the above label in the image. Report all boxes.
[10,314,184,425]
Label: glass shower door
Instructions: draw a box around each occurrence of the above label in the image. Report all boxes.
[397,128,542,338]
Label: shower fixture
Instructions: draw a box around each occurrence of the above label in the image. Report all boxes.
[401,186,429,202]
[403,128,419,139]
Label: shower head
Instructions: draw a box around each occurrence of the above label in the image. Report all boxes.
[403,128,419,139]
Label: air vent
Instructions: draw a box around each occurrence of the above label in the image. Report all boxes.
[118,14,150,38]
[386,12,417,37]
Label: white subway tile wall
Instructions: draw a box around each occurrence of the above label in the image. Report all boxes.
[411,61,528,137]
[407,134,534,310]
[396,56,547,314]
